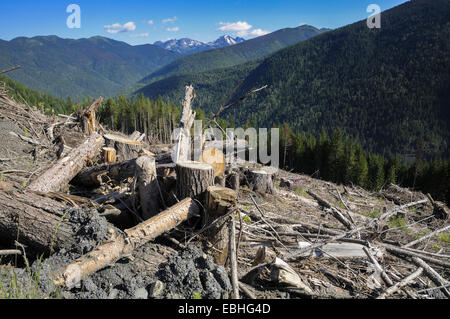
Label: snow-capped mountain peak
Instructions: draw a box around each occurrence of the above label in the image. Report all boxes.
[153,35,245,55]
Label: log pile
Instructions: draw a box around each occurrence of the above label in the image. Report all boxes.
[0,84,449,300]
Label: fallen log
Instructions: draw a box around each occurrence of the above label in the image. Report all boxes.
[307,190,353,230]
[379,242,450,268]
[286,199,428,262]
[376,267,423,299]
[411,257,450,298]
[0,188,77,252]
[53,197,200,289]
[270,257,313,295]
[403,225,450,248]
[28,132,105,193]
[176,161,214,202]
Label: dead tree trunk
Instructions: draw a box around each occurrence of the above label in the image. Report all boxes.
[28,133,105,193]
[136,156,160,220]
[0,188,77,253]
[80,97,103,135]
[53,198,200,289]
[176,161,214,202]
[173,85,196,163]
[205,186,237,265]
[248,169,275,195]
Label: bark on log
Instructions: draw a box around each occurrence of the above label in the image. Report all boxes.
[229,216,239,299]
[176,161,214,202]
[205,186,237,265]
[173,85,196,163]
[227,172,240,192]
[136,156,160,220]
[270,258,313,295]
[248,169,275,195]
[376,267,423,299]
[28,133,105,193]
[80,97,103,135]
[104,133,142,161]
[411,257,450,298]
[71,158,137,188]
[53,198,200,289]
[0,188,77,253]
[307,190,353,230]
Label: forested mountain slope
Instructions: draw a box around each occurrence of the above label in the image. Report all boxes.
[222,0,450,158]
[0,36,181,99]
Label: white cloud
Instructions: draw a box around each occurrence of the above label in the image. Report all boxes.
[217,21,269,38]
[167,26,179,32]
[131,33,150,38]
[163,16,177,24]
[237,28,270,37]
[148,20,154,25]
[218,21,252,32]
[104,22,136,34]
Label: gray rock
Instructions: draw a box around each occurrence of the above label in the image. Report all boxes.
[149,280,165,298]
[134,287,148,299]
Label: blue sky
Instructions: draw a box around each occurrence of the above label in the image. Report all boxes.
[0,0,407,45]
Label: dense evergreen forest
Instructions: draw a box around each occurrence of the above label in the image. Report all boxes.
[139,0,450,162]
[2,74,449,204]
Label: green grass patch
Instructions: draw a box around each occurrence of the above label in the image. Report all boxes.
[438,233,450,244]
[294,186,307,197]
[364,210,381,219]
[192,292,202,299]
[388,216,409,231]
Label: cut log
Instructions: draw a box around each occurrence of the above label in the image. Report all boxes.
[104,133,142,161]
[71,158,137,188]
[0,187,77,253]
[307,190,353,230]
[80,97,103,134]
[270,258,313,295]
[176,161,214,202]
[201,148,226,178]
[28,133,105,193]
[103,147,117,163]
[377,267,424,299]
[205,186,237,265]
[411,257,450,298]
[173,85,196,163]
[53,198,200,289]
[135,156,160,220]
[248,169,275,195]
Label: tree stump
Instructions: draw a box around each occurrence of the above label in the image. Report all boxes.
[175,161,214,202]
[205,186,237,265]
[104,133,142,161]
[248,169,275,195]
[136,156,160,220]
[227,172,240,192]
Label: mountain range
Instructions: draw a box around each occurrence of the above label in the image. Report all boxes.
[137,0,450,158]
[0,36,181,99]
[139,25,329,85]
[153,35,245,55]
